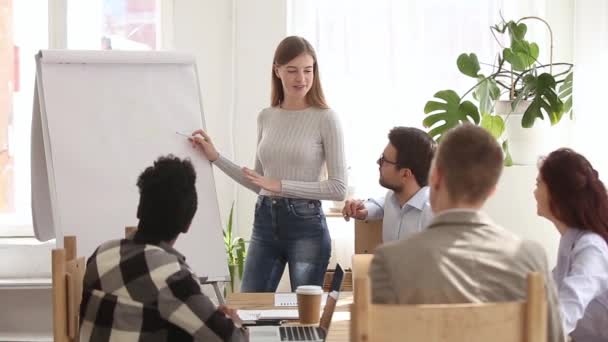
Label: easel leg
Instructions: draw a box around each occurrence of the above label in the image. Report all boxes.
[213,282,225,305]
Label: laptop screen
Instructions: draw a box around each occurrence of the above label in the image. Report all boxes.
[318,263,344,332]
[329,264,344,293]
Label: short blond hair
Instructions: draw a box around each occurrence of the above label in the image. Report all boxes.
[435,124,503,203]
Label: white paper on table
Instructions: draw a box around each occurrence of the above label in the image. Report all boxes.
[274,292,328,307]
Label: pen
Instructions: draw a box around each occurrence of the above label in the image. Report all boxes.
[176,131,207,140]
[175,131,192,138]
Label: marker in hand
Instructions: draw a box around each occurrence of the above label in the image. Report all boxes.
[176,131,205,141]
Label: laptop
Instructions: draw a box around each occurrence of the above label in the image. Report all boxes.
[248,264,345,342]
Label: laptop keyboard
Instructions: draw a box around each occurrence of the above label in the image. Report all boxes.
[279,326,323,341]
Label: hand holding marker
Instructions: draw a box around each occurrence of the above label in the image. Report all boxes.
[181,130,219,162]
[176,131,204,140]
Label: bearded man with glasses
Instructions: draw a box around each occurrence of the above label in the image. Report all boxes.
[342,127,436,242]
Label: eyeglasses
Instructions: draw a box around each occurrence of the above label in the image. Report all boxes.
[377,154,399,167]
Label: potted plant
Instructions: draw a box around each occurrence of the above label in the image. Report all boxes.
[223,202,247,294]
[423,15,573,165]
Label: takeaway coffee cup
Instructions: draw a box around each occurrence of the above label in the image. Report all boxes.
[296,285,323,324]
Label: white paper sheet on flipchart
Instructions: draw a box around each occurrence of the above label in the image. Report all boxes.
[274,293,329,307]
[237,309,300,321]
[32,50,229,281]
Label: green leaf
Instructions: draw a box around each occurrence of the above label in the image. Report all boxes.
[235,238,247,279]
[227,202,234,236]
[503,40,539,71]
[521,73,564,127]
[473,77,500,115]
[457,53,480,78]
[228,264,235,292]
[423,90,480,141]
[507,22,527,42]
[481,114,505,139]
[223,200,247,287]
[558,71,573,119]
[502,140,513,166]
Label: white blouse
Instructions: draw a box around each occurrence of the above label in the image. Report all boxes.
[553,228,608,341]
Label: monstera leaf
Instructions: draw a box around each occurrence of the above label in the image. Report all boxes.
[473,76,501,116]
[424,90,480,141]
[503,40,539,71]
[520,73,564,128]
[481,113,505,140]
[558,71,573,119]
[501,21,539,71]
[457,53,480,78]
[506,21,527,43]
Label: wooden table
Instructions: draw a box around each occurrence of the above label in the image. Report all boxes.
[227,292,353,342]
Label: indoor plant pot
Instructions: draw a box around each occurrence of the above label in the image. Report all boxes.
[495,100,568,165]
[423,15,573,165]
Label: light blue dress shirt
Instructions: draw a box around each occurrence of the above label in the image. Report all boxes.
[553,228,608,341]
[363,186,433,242]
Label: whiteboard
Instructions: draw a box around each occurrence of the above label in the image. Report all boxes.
[31,50,229,280]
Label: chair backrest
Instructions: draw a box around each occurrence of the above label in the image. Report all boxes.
[350,268,547,342]
[350,254,374,342]
[354,219,382,254]
[52,236,86,342]
[352,254,373,280]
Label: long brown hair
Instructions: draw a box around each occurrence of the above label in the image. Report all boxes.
[271,36,328,109]
[540,148,608,243]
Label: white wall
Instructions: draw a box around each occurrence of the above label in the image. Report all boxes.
[484,166,560,267]
[172,0,236,227]
[232,0,288,239]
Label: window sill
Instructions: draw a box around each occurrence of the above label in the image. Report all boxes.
[0,238,55,281]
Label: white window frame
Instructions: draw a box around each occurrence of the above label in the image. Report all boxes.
[0,0,173,238]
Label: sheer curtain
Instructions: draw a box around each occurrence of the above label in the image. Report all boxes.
[572,1,608,177]
[288,0,554,198]
[284,0,573,275]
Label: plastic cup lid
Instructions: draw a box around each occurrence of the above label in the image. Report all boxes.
[296,285,323,295]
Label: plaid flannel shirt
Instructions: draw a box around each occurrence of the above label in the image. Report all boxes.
[79,235,247,342]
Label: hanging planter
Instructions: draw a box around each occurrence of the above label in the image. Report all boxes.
[423,15,574,164]
[495,100,568,165]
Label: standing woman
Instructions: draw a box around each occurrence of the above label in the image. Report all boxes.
[534,148,608,341]
[192,36,346,292]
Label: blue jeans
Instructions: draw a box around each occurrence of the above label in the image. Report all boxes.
[240,196,332,292]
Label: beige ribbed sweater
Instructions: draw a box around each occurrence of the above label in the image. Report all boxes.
[213,106,346,201]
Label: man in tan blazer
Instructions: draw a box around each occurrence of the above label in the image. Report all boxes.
[369,124,565,342]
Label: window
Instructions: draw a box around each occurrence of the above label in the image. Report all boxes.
[1,0,164,237]
[0,0,48,237]
[68,0,158,50]
[289,0,555,198]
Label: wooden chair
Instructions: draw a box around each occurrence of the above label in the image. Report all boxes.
[351,254,374,342]
[354,219,382,254]
[52,236,86,342]
[350,261,547,342]
[351,254,374,280]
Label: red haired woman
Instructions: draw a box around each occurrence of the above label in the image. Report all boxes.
[534,148,608,341]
